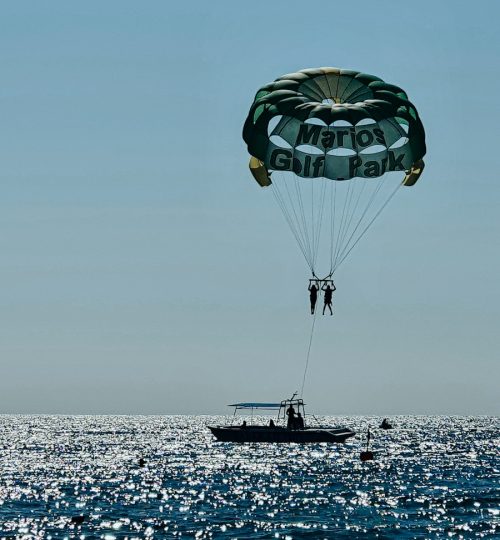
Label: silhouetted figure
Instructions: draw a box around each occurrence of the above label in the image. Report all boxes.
[296,412,304,430]
[322,282,336,315]
[380,418,393,429]
[286,405,296,429]
[360,427,374,461]
[269,419,275,427]
[308,282,318,314]
[241,420,247,428]
[138,458,146,467]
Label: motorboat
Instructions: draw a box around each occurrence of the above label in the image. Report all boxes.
[208,397,355,444]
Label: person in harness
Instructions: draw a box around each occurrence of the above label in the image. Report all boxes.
[308,281,319,315]
[322,281,336,315]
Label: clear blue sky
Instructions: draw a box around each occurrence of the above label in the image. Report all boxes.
[0,1,498,414]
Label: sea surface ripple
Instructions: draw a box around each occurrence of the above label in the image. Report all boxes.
[0,415,498,539]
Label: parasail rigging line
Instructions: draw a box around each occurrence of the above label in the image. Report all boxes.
[282,174,312,265]
[312,178,328,273]
[294,176,314,270]
[329,180,337,275]
[335,179,367,264]
[333,180,403,273]
[311,177,315,271]
[331,176,385,271]
[300,307,317,399]
[271,184,307,262]
[332,174,389,270]
[271,170,405,281]
[271,181,313,273]
[331,178,354,272]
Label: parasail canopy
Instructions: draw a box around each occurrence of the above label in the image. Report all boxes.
[243,67,426,277]
[243,67,426,183]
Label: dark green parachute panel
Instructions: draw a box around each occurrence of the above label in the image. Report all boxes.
[243,67,426,184]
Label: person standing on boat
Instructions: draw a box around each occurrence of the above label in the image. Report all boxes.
[308,281,319,314]
[322,282,336,315]
[286,405,296,429]
[296,412,304,430]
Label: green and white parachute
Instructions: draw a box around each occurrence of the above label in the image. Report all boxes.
[243,67,426,277]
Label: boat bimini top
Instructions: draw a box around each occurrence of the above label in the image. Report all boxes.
[228,397,307,424]
[228,402,281,410]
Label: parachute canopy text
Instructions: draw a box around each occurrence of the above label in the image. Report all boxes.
[267,144,412,180]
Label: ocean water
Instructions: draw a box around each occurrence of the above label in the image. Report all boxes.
[0,415,498,539]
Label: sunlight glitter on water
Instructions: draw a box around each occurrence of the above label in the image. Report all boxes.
[0,415,498,538]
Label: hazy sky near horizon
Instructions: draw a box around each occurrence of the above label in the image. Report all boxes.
[0,1,498,415]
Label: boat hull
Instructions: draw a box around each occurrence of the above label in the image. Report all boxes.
[208,425,355,443]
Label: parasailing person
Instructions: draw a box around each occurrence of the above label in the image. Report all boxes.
[322,281,336,315]
[308,280,319,314]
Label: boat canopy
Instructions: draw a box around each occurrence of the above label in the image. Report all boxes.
[228,402,281,410]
